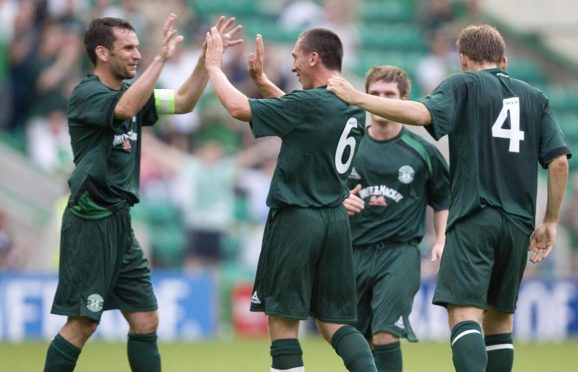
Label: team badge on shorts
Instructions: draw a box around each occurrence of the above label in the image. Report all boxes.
[86,294,104,312]
[398,165,415,184]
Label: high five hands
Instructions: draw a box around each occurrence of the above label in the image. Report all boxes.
[204,16,244,70]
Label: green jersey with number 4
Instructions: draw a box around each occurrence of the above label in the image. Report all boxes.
[420,68,571,228]
[249,88,366,208]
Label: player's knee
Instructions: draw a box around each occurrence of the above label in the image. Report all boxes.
[315,321,345,343]
[125,311,159,334]
[483,308,513,334]
[64,316,98,342]
[372,331,399,345]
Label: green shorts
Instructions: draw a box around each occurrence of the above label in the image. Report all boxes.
[250,206,357,323]
[354,242,419,342]
[433,207,531,313]
[51,207,158,322]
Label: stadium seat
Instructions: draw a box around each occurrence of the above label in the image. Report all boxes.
[506,58,546,85]
[243,19,302,44]
[357,24,427,52]
[191,0,261,20]
[134,202,186,268]
[558,112,578,140]
[358,0,415,23]
[349,51,424,80]
[542,86,578,114]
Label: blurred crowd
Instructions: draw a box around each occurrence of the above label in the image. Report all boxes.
[0,0,577,278]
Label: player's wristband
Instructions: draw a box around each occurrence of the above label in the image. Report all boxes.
[154,89,176,114]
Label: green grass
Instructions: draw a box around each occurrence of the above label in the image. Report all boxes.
[1,337,578,371]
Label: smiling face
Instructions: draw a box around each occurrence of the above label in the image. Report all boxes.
[367,80,404,125]
[291,38,313,89]
[106,27,141,81]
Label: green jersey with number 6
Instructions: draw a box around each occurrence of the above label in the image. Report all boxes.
[419,68,571,228]
[249,88,366,208]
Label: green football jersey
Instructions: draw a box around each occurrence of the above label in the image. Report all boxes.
[66,75,158,214]
[249,88,366,208]
[348,127,449,246]
[419,68,572,228]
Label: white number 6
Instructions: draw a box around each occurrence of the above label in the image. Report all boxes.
[491,97,524,152]
[335,117,358,174]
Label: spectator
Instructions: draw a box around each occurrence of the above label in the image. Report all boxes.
[415,27,459,95]
[0,210,18,269]
[142,131,279,270]
[7,0,42,131]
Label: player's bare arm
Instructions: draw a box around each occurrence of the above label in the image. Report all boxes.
[431,209,448,263]
[529,155,569,263]
[174,16,244,114]
[248,34,285,98]
[327,75,432,126]
[205,26,252,121]
[115,13,183,119]
[343,184,364,216]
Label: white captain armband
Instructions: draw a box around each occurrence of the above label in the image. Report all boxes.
[154,89,176,114]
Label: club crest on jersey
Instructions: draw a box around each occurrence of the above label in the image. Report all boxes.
[86,293,104,312]
[398,165,415,184]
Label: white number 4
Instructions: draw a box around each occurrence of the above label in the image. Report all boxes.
[491,97,524,152]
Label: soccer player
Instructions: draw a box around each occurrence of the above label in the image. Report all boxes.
[42,14,242,372]
[205,28,378,372]
[327,24,571,372]
[343,65,449,372]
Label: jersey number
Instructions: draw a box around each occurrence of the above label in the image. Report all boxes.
[335,118,358,174]
[491,97,524,153]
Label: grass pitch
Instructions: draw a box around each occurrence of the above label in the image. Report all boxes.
[1,337,578,371]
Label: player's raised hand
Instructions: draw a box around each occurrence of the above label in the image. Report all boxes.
[248,34,265,82]
[159,13,184,62]
[528,222,556,263]
[213,16,243,50]
[327,75,360,104]
[343,184,364,216]
[205,27,224,70]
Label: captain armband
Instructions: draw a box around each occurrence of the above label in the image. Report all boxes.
[154,89,176,114]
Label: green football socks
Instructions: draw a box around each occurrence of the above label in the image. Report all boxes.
[331,325,378,372]
[270,338,304,370]
[373,341,402,372]
[127,332,161,372]
[485,333,514,372]
[450,321,487,372]
[43,333,81,372]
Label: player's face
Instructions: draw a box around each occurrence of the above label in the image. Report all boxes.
[291,39,313,89]
[107,28,141,80]
[367,80,404,125]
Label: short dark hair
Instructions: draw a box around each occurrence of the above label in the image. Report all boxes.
[456,24,505,64]
[298,28,343,71]
[84,17,135,65]
[365,65,411,98]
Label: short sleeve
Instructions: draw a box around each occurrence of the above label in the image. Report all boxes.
[249,91,310,138]
[419,74,470,140]
[68,81,123,129]
[426,145,450,210]
[141,94,159,127]
[538,103,572,168]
